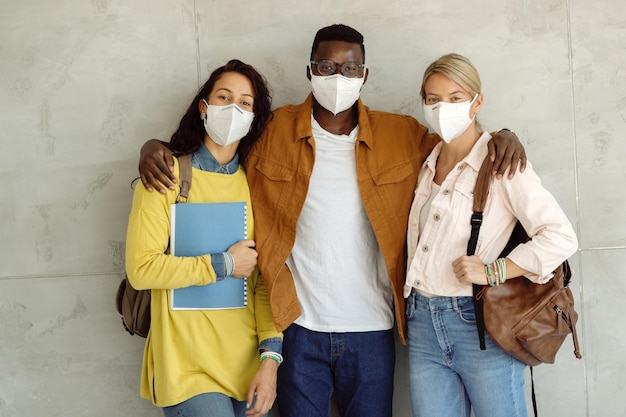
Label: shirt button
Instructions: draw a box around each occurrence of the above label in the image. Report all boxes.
[443,189,451,195]
[457,164,464,170]
[433,214,441,221]
[422,245,429,252]
[414,279,422,286]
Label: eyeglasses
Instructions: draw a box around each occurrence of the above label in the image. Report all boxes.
[310,60,365,78]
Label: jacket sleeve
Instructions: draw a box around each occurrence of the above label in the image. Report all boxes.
[498,161,578,282]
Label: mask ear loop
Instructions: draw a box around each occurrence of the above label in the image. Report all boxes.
[200,99,209,120]
[470,93,480,119]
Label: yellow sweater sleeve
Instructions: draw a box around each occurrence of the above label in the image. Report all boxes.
[125,160,218,290]
[252,271,281,343]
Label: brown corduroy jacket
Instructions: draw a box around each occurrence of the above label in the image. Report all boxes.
[244,94,439,344]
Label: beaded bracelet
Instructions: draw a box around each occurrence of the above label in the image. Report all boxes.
[496,258,507,284]
[223,252,235,276]
[485,263,495,286]
[260,351,283,366]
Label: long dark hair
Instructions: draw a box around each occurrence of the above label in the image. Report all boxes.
[169,59,272,165]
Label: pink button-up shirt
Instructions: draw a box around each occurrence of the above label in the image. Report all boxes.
[404,132,578,298]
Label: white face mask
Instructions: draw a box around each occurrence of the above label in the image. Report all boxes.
[202,101,254,147]
[310,71,365,115]
[423,94,478,143]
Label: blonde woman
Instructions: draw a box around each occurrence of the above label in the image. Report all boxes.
[404,53,577,417]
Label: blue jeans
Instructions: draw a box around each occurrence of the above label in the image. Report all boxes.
[406,291,527,417]
[162,392,266,417]
[278,323,395,417]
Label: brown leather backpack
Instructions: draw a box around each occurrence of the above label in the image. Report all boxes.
[115,154,192,337]
[468,155,582,366]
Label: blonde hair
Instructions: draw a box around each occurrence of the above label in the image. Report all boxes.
[420,53,481,100]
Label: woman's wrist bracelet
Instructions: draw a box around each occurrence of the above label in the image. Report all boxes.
[260,351,283,366]
[485,263,495,286]
[223,251,235,276]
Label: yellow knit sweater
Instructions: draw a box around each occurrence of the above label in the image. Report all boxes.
[125,157,281,407]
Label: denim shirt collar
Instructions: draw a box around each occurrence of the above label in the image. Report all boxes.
[191,142,240,174]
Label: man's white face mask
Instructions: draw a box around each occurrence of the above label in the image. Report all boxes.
[310,71,365,115]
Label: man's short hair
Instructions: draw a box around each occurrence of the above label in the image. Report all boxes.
[310,24,366,61]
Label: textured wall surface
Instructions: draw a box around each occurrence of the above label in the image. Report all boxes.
[1,0,624,416]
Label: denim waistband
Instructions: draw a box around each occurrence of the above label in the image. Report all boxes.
[410,290,474,311]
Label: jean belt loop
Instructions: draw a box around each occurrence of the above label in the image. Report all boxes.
[452,296,459,312]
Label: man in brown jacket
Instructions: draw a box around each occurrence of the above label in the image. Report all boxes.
[138,24,524,417]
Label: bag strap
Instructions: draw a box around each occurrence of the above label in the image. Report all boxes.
[473,155,494,213]
[468,154,542,417]
[468,155,494,352]
[176,154,192,203]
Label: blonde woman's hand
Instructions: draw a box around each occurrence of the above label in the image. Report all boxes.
[452,255,488,285]
[227,239,257,278]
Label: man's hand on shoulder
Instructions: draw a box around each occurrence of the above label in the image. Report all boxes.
[138,139,176,193]
[488,129,527,179]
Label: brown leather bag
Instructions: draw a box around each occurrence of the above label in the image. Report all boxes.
[468,155,582,366]
[115,154,192,337]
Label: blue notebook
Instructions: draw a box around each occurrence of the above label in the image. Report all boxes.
[170,201,247,310]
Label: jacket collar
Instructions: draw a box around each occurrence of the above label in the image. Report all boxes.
[424,131,492,173]
[464,132,492,172]
[295,94,315,141]
[191,141,240,173]
[355,98,374,149]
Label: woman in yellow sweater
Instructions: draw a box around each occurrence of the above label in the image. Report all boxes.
[125,59,282,417]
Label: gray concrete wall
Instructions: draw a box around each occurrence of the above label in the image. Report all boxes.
[1,0,623,416]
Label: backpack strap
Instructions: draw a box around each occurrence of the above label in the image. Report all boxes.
[176,154,192,203]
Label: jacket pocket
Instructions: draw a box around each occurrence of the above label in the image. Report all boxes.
[249,157,298,217]
[454,177,475,200]
[371,161,415,185]
[254,158,296,182]
[369,160,418,229]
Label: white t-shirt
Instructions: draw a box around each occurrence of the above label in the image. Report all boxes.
[285,117,394,332]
